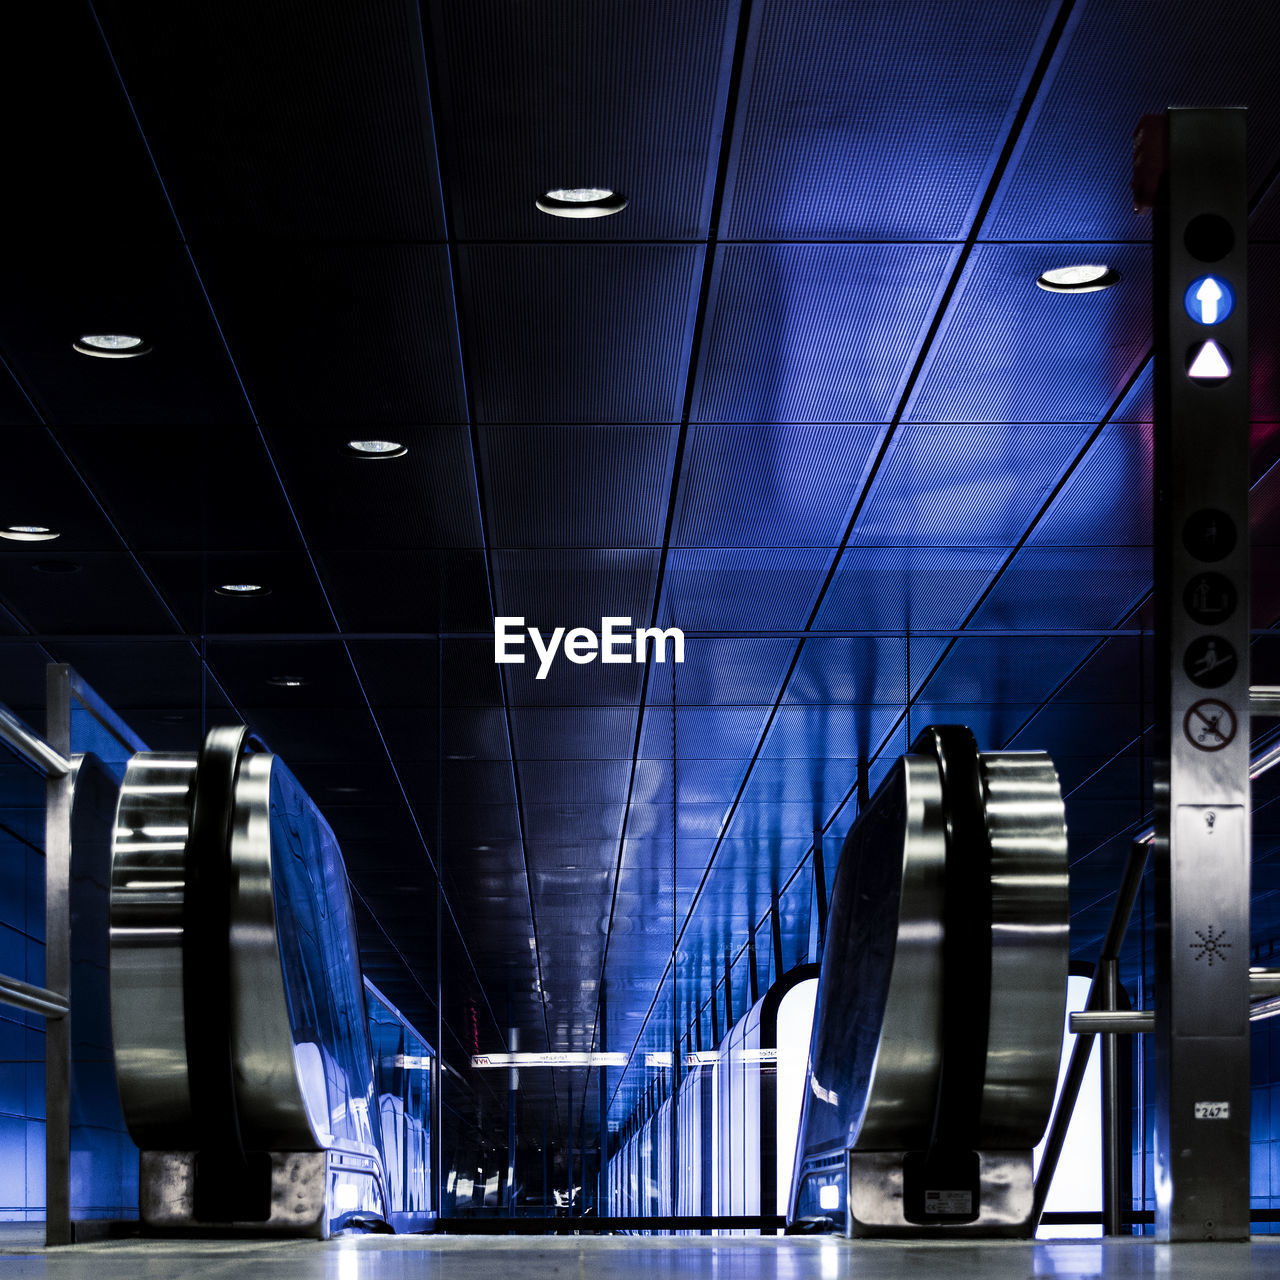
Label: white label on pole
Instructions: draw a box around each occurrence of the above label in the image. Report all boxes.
[394,1054,434,1070]
[470,1051,629,1069]
[1194,1101,1230,1119]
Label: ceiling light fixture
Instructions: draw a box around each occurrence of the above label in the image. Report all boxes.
[73,333,152,358]
[1,525,60,541]
[1035,264,1121,293]
[214,582,271,597]
[536,187,628,219]
[346,439,408,459]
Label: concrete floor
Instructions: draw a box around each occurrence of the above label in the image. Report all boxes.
[2,1234,1280,1280]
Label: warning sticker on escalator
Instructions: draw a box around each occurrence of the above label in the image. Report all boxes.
[924,1190,973,1215]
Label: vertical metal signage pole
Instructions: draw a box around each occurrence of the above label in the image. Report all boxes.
[1149,107,1250,1241]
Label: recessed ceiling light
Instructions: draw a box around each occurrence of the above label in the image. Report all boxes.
[73,333,152,358]
[267,675,307,688]
[536,187,628,219]
[346,439,408,459]
[214,582,271,597]
[1035,264,1121,293]
[1,525,60,541]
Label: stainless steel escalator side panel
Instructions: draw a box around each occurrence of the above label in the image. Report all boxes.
[108,751,198,1148]
[977,751,1070,1148]
[227,751,319,1150]
[792,753,947,1201]
[854,755,948,1149]
[230,752,384,1174]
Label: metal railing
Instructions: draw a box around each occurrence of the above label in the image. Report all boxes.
[1032,685,1280,1235]
[0,666,147,1246]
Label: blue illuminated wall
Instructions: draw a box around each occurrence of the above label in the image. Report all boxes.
[1251,976,1280,1232]
[0,755,47,1222]
[1,717,139,1223]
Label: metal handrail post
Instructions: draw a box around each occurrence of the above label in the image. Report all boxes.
[1032,836,1150,1225]
[1100,956,1123,1235]
[44,664,73,1246]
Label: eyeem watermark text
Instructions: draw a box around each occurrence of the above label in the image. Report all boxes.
[494,616,685,679]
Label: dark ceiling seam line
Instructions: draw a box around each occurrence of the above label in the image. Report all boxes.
[586,0,758,1129]
[412,2,555,1110]
[85,3,511,1061]
[606,0,1086,1112]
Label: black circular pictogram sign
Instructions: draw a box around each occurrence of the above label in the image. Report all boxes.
[1183,698,1237,751]
[1183,572,1237,625]
[1181,509,1237,562]
[1183,635,1238,689]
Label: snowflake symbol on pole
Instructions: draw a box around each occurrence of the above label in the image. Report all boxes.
[1189,925,1232,967]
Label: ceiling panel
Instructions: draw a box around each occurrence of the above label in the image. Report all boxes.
[1026,424,1153,547]
[785,637,913,706]
[984,0,1280,240]
[813,545,1006,632]
[967,545,1151,630]
[509,708,638,762]
[459,246,701,423]
[481,427,674,550]
[94,0,446,240]
[266,427,482,549]
[196,245,467,425]
[674,424,884,548]
[57,427,303,554]
[664,548,829,631]
[0,429,134,554]
[919,635,1097,706]
[853,422,1092,545]
[426,0,736,241]
[650,637,795,707]
[692,244,956,423]
[492,550,657,632]
[0,553,180,637]
[0,246,253,427]
[722,0,1056,239]
[317,549,493,633]
[139,552,336,635]
[907,244,1152,423]
[760,704,903,761]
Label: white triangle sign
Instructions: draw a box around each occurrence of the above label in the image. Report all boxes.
[1188,340,1231,380]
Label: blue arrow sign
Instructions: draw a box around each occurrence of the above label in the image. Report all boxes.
[1185,275,1235,325]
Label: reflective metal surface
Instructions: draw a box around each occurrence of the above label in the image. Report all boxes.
[976,751,1069,1146]
[793,757,945,1170]
[0,972,68,1018]
[109,733,397,1233]
[140,1150,327,1235]
[789,733,1068,1236]
[846,1151,1035,1238]
[109,751,199,1147]
[0,702,71,777]
[228,751,318,1148]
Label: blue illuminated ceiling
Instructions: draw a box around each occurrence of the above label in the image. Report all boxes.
[2,0,1280,1157]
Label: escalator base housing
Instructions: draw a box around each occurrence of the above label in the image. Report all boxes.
[847,1150,1035,1238]
[140,1151,328,1237]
